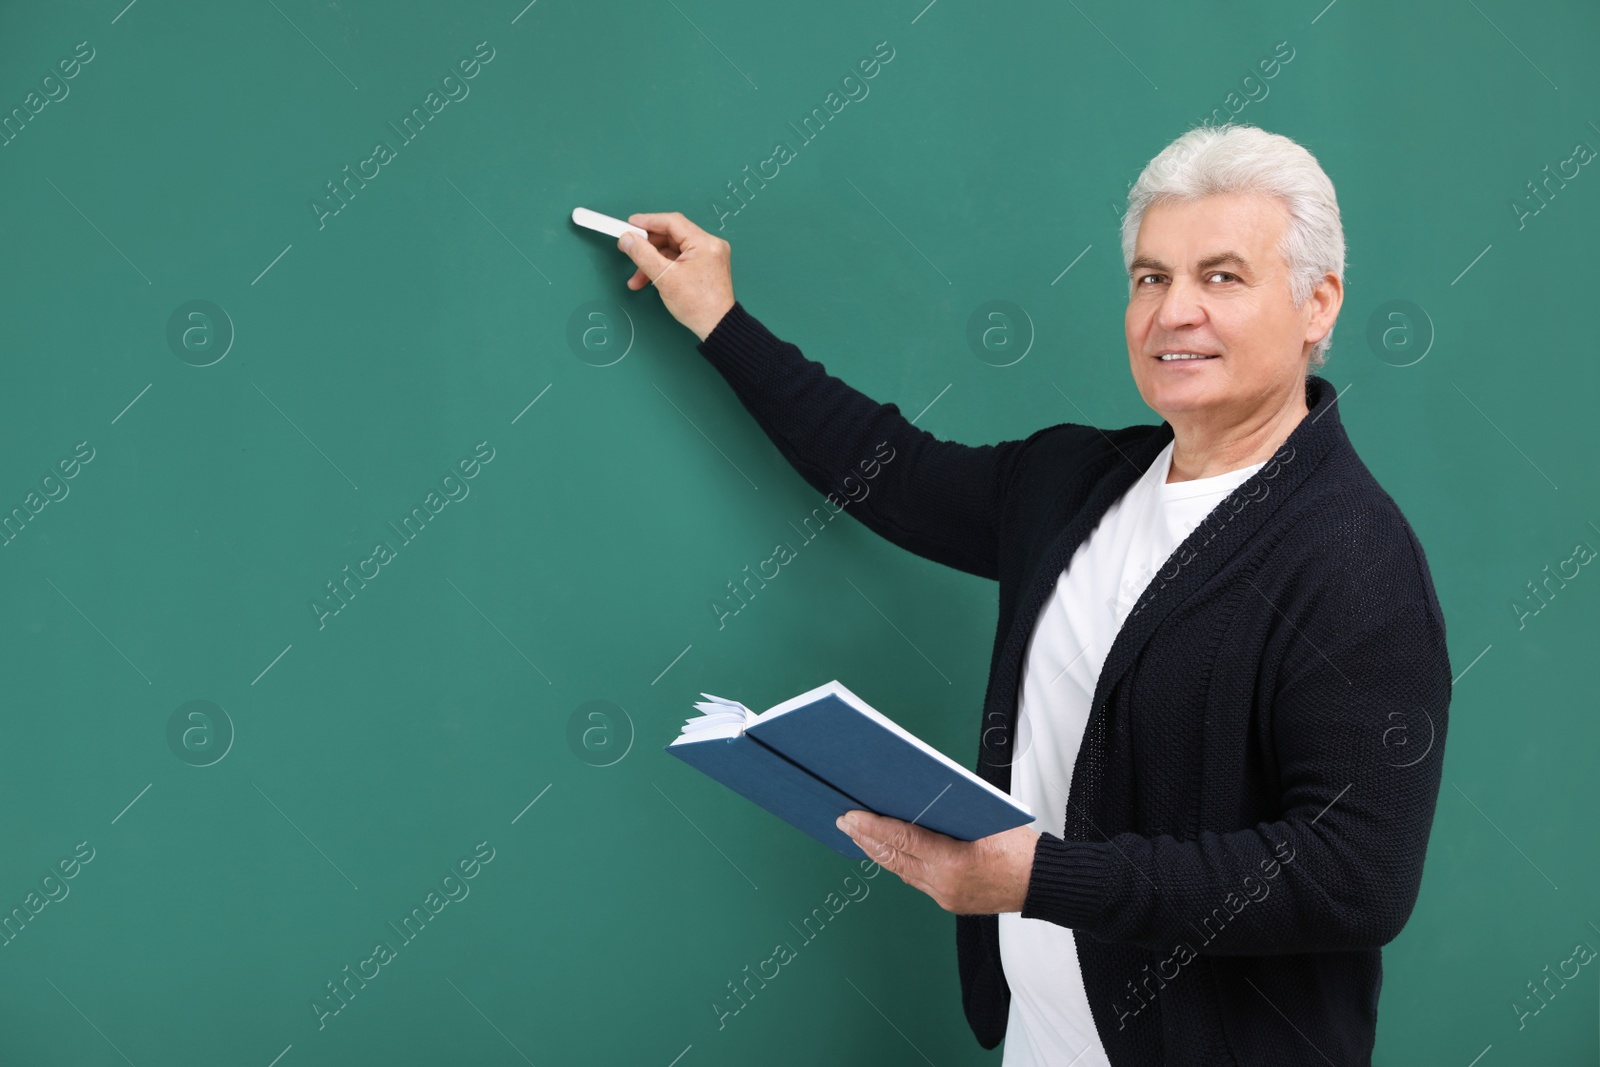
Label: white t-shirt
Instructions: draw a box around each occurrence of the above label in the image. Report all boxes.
[998,439,1266,1067]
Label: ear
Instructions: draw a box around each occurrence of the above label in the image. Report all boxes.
[1304,271,1343,348]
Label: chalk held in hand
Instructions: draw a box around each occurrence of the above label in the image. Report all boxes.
[572,207,648,241]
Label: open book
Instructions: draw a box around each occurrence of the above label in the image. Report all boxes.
[665,679,1034,861]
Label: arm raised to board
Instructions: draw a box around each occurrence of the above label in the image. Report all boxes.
[616,210,1033,581]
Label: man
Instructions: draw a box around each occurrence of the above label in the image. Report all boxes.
[617,122,1450,1066]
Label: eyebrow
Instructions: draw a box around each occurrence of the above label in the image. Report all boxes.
[1128,252,1253,278]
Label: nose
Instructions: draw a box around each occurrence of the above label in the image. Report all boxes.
[1154,276,1208,334]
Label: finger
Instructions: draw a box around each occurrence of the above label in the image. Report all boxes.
[617,230,671,280]
[851,828,897,869]
[839,815,886,856]
[850,811,911,845]
[629,211,710,249]
[857,831,937,901]
[621,228,680,262]
[872,821,940,887]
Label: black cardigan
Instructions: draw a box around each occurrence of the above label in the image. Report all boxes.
[696,302,1452,1067]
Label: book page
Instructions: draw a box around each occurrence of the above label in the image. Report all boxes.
[667,695,754,746]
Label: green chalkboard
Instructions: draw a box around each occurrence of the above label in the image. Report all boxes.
[0,0,1596,1063]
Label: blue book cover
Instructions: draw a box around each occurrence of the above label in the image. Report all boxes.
[665,680,1034,862]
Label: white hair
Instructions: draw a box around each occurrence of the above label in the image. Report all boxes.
[1120,123,1346,372]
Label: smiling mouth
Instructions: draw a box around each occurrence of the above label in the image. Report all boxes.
[1155,353,1220,362]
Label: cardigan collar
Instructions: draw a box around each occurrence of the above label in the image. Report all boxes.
[1093,373,1346,709]
[981,374,1348,780]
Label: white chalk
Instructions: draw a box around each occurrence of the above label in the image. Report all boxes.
[572,207,648,241]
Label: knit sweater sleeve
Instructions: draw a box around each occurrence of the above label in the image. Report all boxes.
[1019,586,1452,955]
[695,301,1033,582]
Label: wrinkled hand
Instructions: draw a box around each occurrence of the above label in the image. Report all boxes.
[836,810,1039,915]
[617,211,736,342]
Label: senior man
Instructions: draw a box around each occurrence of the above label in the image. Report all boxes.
[618,122,1451,1067]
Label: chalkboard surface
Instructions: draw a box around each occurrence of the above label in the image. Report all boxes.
[1,0,1596,1063]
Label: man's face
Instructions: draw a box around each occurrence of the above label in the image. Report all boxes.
[1125,191,1328,422]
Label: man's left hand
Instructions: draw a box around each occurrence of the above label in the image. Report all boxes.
[836,810,1039,915]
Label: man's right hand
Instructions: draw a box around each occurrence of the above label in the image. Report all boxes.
[617,211,737,342]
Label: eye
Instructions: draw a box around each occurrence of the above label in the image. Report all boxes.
[1134,271,1238,286]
